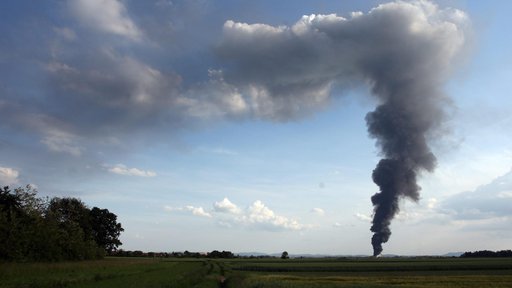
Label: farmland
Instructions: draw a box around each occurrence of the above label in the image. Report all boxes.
[1,256,511,288]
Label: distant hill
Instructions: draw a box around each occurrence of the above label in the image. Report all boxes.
[236,252,270,257]
[443,252,464,257]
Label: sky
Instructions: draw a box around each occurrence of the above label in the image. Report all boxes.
[1,0,511,256]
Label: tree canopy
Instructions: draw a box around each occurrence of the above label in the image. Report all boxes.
[461,250,512,258]
[0,185,124,262]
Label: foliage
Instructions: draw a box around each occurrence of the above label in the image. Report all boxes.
[89,207,124,253]
[207,250,235,259]
[281,251,289,259]
[0,185,123,262]
[110,249,236,259]
[461,250,512,258]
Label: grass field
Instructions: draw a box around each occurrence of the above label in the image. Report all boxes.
[1,257,511,287]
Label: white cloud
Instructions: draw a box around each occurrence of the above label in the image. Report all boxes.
[427,198,438,209]
[164,205,180,212]
[165,205,212,218]
[198,147,239,156]
[185,206,212,218]
[213,197,241,214]
[108,164,157,177]
[354,213,372,222]
[311,207,325,216]
[167,198,305,231]
[245,200,304,231]
[0,166,19,186]
[70,0,142,40]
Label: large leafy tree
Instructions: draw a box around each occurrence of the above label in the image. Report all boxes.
[89,207,124,253]
[47,198,91,230]
[0,185,124,261]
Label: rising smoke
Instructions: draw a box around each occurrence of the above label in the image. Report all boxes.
[217,1,469,255]
[37,0,469,255]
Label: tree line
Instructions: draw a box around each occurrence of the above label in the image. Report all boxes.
[460,250,512,258]
[111,250,236,259]
[0,185,123,262]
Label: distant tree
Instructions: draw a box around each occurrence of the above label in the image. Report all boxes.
[207,250,234,258]
[89,207,124,253]
[461,250,512,258]
[281,251,289,259]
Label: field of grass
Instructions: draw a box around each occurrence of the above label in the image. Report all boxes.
[1,256,511,287]
[0,258,223,288]
[227,257,512,287]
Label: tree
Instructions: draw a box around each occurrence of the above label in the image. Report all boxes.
[207,250,234,258]
[0,185,123,261]
[47,197,90,229]
[46,197,100,260]
[281,251,289,259]
[89,207,124,253]
[0,186,22,220]
[0,186,28,260]
[14,185,47,216]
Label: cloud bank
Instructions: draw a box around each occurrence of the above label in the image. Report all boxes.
[167,198,305,231]
[441,169,512,220]
[1,0,468,162]
[216,1,468,121]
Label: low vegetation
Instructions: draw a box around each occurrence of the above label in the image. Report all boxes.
[1,256,512,288]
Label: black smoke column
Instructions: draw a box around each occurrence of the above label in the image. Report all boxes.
[366,87,439,256]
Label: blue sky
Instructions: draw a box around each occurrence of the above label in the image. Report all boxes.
[1,0,511,255]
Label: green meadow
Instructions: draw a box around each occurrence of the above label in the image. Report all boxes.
[1,257,511,288]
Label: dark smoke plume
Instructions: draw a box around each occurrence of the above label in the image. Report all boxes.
[367,104,436,255]
[216,1,469,255]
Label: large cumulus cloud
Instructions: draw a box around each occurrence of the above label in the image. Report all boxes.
[216,1,468,121]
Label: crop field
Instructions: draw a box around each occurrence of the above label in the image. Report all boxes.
[1,257,512,288]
